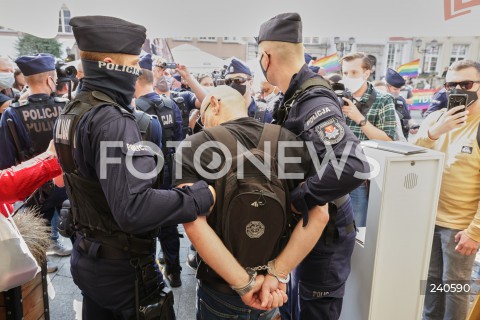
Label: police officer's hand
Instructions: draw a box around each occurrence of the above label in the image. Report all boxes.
[208,185,216,213]
[454,230,480,256]
[428,106,468,140]
[342,98,363,124]
[260,274,288,309]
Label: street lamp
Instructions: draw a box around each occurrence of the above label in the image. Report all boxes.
[334,37,355,57]
[415,39,438,74]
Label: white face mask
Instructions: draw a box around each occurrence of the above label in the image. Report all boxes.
[264,87,277,102]
[342,76,365,94]
[0,72,14,90]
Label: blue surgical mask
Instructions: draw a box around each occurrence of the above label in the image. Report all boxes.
[0,72,14,90]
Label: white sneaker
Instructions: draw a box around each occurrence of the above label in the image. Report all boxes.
[47,240,72,256]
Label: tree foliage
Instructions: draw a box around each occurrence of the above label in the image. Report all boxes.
[15,34,62,57]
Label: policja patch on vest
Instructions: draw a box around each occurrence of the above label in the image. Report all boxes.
[315,118,345,145]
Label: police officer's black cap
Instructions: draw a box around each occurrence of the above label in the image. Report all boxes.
[256,12,302,44]
[70,16,146,55]
[386,68,406,88]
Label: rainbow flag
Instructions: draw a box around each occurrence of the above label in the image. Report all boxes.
[312,53,341,73]
[409,89,437,110]
[397,59,420,77]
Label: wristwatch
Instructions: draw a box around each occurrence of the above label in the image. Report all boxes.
[358,118,367,127]
[231,268,257,296]
[267,260,290,284]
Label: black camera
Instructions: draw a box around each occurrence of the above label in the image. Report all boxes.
[56,61,77,81]
[159,62,177,69]
[331,82,354,106]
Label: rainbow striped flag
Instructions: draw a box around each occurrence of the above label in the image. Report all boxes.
[397,59,420,77]
[409,89,437,110]
[312,53,341,73]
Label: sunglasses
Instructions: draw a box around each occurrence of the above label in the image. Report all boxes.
[225,77,249,86]
[444,80,480,91]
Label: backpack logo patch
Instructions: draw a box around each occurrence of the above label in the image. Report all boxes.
[246,221,265,239]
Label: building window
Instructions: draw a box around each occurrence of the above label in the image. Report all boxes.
[449,44,469,65]
[173,37,192,41]
[199,37,217,42]
[58,7,72,33]
[425,45,441,73]
[386,43,404,69]
[223,37,239,43]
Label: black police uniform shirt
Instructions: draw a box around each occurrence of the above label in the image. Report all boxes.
[279,64,369,213]
[0,94,67,169]
[394,95,412,136]
[64,89,213,235]
[248,97,273,123]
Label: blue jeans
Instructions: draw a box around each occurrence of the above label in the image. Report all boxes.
[423,226,477,320]
[50,208,59,241]
[350,183,368,227]
[196,282,276,320]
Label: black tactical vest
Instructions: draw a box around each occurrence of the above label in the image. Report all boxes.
[135,96,175,156]
[54,91,156,250]
[170,91,189,139]
[12,95,67,158]
[133,109,154,142]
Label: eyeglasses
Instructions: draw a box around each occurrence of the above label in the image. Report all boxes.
[444,80,480,91]
[225,77,249,86]
[199,98,221,125]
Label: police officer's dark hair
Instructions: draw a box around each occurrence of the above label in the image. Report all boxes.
[448,60,480,75]
[138,69,153,84]
[340,52,373,71]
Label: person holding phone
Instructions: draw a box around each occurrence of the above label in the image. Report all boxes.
[412,59,480,320]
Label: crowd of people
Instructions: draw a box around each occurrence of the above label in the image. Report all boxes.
[0,11,479,320]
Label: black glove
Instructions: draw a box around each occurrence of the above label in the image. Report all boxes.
[58,200,75,238]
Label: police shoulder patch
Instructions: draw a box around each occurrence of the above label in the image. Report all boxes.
[314,117,345,145]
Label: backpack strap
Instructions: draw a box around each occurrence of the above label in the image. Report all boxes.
[204,126,238,156]
[258,123,281,159]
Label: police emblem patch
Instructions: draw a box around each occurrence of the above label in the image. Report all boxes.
[246,221,265,239]
[315,118,345,145]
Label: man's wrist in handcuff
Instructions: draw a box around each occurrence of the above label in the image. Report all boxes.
[231,268,257,296]
[267,259,290,284]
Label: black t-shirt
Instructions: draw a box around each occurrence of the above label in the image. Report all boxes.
[174,117,313,192]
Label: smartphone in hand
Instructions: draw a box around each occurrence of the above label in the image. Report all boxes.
[447,93,468,115]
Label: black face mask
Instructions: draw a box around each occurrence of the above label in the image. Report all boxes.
[449,88,479,107]
[230,83,247,96]
[81,59,140,107]
[259,53,270,82]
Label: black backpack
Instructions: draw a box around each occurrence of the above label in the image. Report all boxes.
[204,124,290,269]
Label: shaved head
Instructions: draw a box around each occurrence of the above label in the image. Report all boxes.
[200,85,248,128]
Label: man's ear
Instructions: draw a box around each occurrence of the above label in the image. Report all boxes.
[364,69,371,80]
[103,57,113,63]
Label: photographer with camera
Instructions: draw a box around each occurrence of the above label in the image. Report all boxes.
[55,61,77,100]
[0,53,71,272]
[339,52,396,228]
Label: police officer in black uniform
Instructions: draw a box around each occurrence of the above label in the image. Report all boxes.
[385,68,414,138]
[134,53,184,288]
[256,13,370,320]
[53,16,215,319]
[0,53,70,269]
